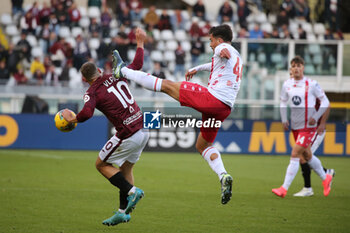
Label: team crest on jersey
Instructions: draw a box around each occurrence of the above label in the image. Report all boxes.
[292,96,302,105]
[83,94,90,103]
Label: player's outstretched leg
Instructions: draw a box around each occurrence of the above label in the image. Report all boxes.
[112,50,126,79]
[220,173,233,204]
[125,187,144,214]
[102,211,131,226]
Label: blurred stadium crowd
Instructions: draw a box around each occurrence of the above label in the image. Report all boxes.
[0,0,344,88]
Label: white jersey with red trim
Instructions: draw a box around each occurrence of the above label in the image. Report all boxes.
[207,43,243,108]
[280,77,326,130]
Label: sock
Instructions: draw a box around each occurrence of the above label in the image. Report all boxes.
[108,172,133,193]
[122,67,162,92]
[282,157,300,190]
[119,190,128,211]
[323,167,327,173]
[308,155,326,180]
[300,163,311,188]
[201,146,227,180]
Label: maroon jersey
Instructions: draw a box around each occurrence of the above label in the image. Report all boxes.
[76,48,144,139]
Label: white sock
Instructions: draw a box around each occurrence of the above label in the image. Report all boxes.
[122,67,162,92]
[128,186,136,195]
[282,157,300,190]
[118,208,126,213]
[308,155,326,180]
[201,147,227,180]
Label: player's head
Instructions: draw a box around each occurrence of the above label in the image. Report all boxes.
[80,62,101,83]
[209,24,233,50]
[290,56,304,80]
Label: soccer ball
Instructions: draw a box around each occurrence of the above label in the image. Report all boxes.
[54,110,77,132]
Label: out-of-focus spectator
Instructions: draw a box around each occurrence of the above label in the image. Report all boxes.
[282,27,294,39]
[238,27,248,38]
[248,24,264,59]
[237,0,251,29]
[158,9,172,31]
[7,43,20,73]
[55,3,69,26]
[294,0,310,21]
[200,21,212,37]
[11,0,24,16]
[152,61,166,79]
[30,56,46,85]
[143,34,156,72]
[190,37,204,67]
[49,12,59,35]
[39,23,52,55]
[0,60,10,83]
[218,1,233,24]
[38,2,52,25]
[174,42,185,78]
[128,26,137,48]
[88,0,102,8]
[68,3,81,27]
[325,0,340,31]
[143,5,159,29]
[16,32,32,62]
[189,18,201,38]
[97,39,110,68]
[276,9,289,29]
[110,32,129,62]
[50,37,67,67]
[73,35,90,70]
[324,27,334,40]
[171,9,187,31]
[101,6,112,38]
[13,66,28,84]
[192,0,206,20]
[89,18,101,35]
[297,25,306,39]
[116,0,129,16]
[43,55,52,72]
[280,0,295,19]
[251,0,263,11]
[0,45,9,63]
[45,64,59,85]
[59,59,72,86]
[118,7,132,27]
[20,11,37,34]
[129,0,143,22]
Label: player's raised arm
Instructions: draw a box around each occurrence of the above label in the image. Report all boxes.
[135,27,146,49]
[127,28,146,70]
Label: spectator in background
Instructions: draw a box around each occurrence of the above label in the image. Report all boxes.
[13,66,28,84]
[0,45,9,63]
[143,5,159,29]
[218,1,233,23]
[129,0,143,22]
[11,0,24,16]
[50,37,67,67]
[189,18,201,38]
[89,18,101,35]
[282,27,294,39]
[110,32,129,63]
[88,0,102,8]
[103,60,113,74]
[294,0,310,21]
[157,10,172,31]
[101,6,112,38]
[200,21,212,37]
[116,0,129,16]
[30,56,46,85]
[238,27,248,38]
[297,25,306,39]
[0,60,10,83]
[192,0,206,20]
[237,0,251,29]
[174,42,186,78]
[324,27,334,40]
[276,9,289,30]
[45,64,59,85]
[7,43,20,73]
[16,32,32,62]
[97,39,110,68]
[49,12,59,35]
[152,61,166,80]
[280,0,295,19]
[171,9,187,31]
[28,1,40,24]
[128,26,138,48]
[68,3,81,27]
[20,10,37,34]
[325,0,340,32]
[73,35,90,70]
[190,37,204,67]
[59,59,72,86]
[248,24,264,60]
[38,2,52,25]
[55,3,69,26]
[143,34,156,72]
[118,7,132,27]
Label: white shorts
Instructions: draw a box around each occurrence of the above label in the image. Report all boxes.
[311,130,325,154]
[99,129,149,167]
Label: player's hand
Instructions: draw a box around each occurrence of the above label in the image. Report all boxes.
[185,69,197,81]
[309,118,316,126]
[317,123,326,134]
[220,48,231,59]
[282,121,289,131]
[62,109,76,123]
[136,28,146,48]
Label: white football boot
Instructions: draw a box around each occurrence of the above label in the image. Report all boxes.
[293,187,314,197]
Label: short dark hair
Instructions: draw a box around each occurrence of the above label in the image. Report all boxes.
[291,56,305,65]
[80,62,99,81]
[209,24,233,42]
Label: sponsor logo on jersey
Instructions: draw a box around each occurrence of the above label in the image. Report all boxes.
[292,96,302,105]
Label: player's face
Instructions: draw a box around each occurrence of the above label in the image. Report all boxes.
[290,62,304,80]
[209,34,220,51]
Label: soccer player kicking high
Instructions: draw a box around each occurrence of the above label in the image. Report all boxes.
[62,28,148,226]
[112,24,243,204]
[272,56,333,198]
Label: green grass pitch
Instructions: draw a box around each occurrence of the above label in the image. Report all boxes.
[0,149,349,233]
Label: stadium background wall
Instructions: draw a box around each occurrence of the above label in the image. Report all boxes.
[0,114,349,156]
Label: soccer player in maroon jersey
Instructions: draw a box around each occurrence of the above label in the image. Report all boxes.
[62,28,149,226]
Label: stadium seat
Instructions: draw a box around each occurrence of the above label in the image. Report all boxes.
[175,30,187,41]
[110,19,118,28]
[166,40,178,51]
[180,41,191,52]
[313,23,326,35]
[79,17,90,28]
[181,10,190,21]
[308,44,321,55]
[31,46,43,58]
[88,7,101,18]
[307,33,317,42]
[160,30,174,41]
[11,35,21,44]
[5,25,19,36]
[261,22,273,34]
[164,50,175,62]
[88,38,100,50]
[268,14,277,24]
[78,6,87,17]
[26,34,38,47]
[255,12,267,24]
[156,40,165,51]
[71,27,83,38]
[1,13,13,25]
[304,64,315,74]
[289,22,299,34]
[150,50,163,62]
[65,37,76,47]
[302,23,313,33]
[257,53,266,64]
[246,14,255,24]
[152,29,160,41]
[59,26,71,38]
[313,54,323,65]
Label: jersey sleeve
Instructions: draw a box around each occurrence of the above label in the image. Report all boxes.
[280,81,289,102]
[311,80,325,99]
[76,93,96,122]
[127,47,144,70]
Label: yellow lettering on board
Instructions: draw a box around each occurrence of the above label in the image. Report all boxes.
[289,131,295,148]
[249,122,286,153]
[0,115,19,147]
[347,124,350,155]
[324,123,343,155]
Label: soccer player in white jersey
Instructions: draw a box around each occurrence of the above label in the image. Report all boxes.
[272,56,333,198]
[112,24,243,204]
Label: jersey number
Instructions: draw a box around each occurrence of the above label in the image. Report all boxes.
[233,57,243,82]
[107,81,134,108]
[297,136,305,145]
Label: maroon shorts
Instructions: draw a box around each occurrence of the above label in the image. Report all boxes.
[179,82,231,143]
